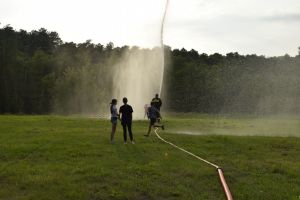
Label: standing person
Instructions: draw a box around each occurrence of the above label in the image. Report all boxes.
[110,99,118,144]
[119,97,135,144]
[144,102,164,137]
[151,93,162,110]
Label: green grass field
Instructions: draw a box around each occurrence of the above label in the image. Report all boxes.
[0,115,299,200]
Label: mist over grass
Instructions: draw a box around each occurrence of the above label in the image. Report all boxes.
[164,113,300,137]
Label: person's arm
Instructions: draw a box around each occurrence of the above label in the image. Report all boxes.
[130,106,133,113]
[118,107,122,120]
[146,107,150,118]
[158,98,162,107]
[117,109,120,118]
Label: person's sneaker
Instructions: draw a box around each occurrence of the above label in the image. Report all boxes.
[162,125,165,130]
[131,141,135,144]
[124,141,127,144]
[110,140,114,144]
[144,134,149,137]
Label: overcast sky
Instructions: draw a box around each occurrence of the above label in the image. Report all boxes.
[1,0,300,56]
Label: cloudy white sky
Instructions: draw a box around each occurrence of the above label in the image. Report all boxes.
[1,0,300,56]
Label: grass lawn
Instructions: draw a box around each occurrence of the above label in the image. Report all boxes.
[0,115,299,200]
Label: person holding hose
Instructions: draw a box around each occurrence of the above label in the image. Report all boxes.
[144,102,164,137]
[152,93,162,122]
[151,93,162,111]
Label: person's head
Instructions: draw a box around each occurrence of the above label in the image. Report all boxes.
[111,99,117,105]
[155,93,159,98]
[123,97,128,104]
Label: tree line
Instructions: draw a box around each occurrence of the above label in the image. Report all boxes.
[1,25,300,115]
[166,48,300,114]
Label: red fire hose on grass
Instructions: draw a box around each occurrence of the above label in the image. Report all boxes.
[154,128,233,200]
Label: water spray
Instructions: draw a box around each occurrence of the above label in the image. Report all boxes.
[159,0,169,96]
[112,0,169,118]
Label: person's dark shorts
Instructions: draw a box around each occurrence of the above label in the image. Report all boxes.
[111,117,118,124]
[150,118,157,126]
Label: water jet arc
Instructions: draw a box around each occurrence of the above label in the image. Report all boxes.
[159,0,169,96]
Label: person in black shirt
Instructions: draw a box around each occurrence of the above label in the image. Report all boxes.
[151,93,162,111]
[151,93,162,123]
[119,97,134,144]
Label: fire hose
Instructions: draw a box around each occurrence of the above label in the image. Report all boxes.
[154,128,233,200]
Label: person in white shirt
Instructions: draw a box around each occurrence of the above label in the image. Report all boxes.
[110,99,119,143]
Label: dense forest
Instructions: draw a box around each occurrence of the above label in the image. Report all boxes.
[1,25,300,115]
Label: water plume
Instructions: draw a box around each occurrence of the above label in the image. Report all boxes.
[159,0,169,95]
[112,0,169,119]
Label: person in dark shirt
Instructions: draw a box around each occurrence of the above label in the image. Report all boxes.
[151,93,162,123]
[151,93,162,111]
[119,97,134,144]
